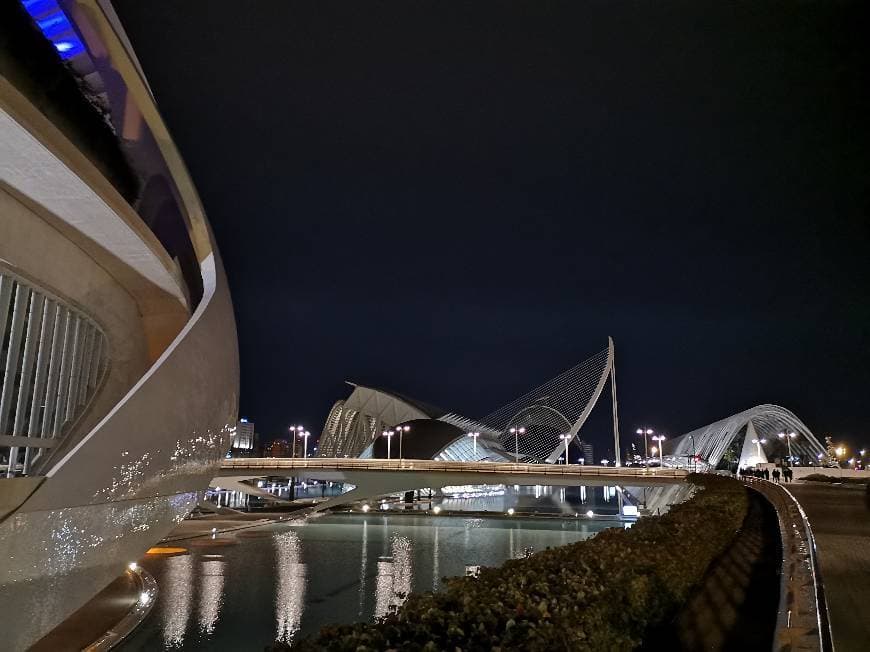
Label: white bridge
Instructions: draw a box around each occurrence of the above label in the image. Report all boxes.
[217,458,690,512]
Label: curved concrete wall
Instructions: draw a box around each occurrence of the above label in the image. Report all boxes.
[0,185,150,461]
[0,252,238,649]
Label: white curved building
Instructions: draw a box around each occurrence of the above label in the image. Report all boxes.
[319,339,620,464]
[665,404,826,470]
[1,2,238,648]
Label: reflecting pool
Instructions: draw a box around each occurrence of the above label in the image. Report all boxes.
[121,513,617,650]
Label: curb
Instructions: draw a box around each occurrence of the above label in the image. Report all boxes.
[83,566,158,651]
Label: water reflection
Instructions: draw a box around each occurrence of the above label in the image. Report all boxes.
[197,559,224,634]
[434,484,620,515]
[162,554,193,647]
[374,535,413,617]
[358,520,368,616]
[274,531,306,643]
[432,526,439,590]
[126,504,682,650]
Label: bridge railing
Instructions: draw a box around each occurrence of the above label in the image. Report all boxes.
[220,457,690,479]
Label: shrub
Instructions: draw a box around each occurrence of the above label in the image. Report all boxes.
[289,475,747,651]
[802,473,867,485]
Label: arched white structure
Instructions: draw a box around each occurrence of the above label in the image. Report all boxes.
[318,384,439,458]
[320,338,622,465]
[666,404,825,469]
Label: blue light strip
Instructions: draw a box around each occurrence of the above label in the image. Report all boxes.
[20,0,86,61]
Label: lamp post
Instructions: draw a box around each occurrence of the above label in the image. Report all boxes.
[652,435,665,467]
[397,425,410,460]
[559,433,571,464]
[298,430,311,459]
[636,428,653,465]
[751,438,767,464]
[509,426,526,461]
[777,431,797,466]
[382,430,395,459]
[289,425,304,458]
[467,431,480,457]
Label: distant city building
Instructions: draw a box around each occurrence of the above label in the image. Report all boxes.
[233,418,256,451]
[578,441,594,465]
[267,439,293,458]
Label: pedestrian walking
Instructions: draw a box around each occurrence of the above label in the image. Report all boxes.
[763,468,770,481]
[772,468,780,483]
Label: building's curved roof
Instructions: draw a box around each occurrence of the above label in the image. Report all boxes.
[349,383,446,419]
[665,404,825,468]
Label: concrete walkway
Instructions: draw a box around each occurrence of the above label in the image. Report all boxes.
[788,481,870,652]
[30,572,139,651]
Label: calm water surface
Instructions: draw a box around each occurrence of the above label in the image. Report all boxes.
[122,512,617,650]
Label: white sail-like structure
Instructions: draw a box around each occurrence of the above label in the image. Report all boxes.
[481,337,619,463]
[666,404,825,469]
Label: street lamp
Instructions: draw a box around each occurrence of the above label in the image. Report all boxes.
[467,431,480,457]
[651,435,665,467]
[509,426,526,461]
[382,430,395,459]
[777,431,797,466]
[751,438,767,464]
[636,428,654,465]
[397,424,410,460]
[297,430,311,459]
[559,434,571,464]
[289,425,304,458]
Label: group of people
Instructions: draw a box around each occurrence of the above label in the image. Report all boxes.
[738,466,793,483]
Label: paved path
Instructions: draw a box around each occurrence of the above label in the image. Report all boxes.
[788,481,870,652]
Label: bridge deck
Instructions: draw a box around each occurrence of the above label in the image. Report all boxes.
[220,458,689,481]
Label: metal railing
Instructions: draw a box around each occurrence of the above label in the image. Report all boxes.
[1,269,108,477]
[221,457,690,479]
[742,478,833,652]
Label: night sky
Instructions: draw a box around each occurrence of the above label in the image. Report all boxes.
[114,2,869,456]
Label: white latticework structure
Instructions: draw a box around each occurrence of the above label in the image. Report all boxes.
[665,404,826,469]
[483,337,619,463]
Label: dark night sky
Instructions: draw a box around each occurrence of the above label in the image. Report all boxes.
[114,1,870,456]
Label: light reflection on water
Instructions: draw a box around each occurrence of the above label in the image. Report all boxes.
[161,554,193,647]
[123,510,631,650]
[197,560,224,634]
[275,531,306,643]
